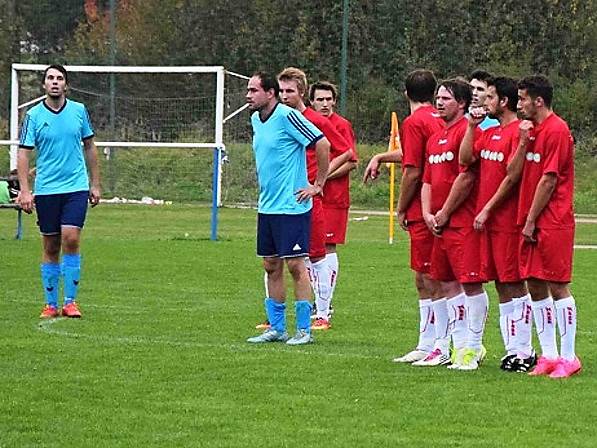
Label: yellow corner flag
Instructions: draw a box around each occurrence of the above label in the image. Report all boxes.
[388,112,401,244]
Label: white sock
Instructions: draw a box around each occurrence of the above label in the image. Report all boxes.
[555,296,577,361]
[417,298,435,352]
[531,296,558,359]
[512,294,533,358]
[327,252,339,304]
[447,292,467,351]
[311,258,332,319]
[499,301,515,355]
[465,291,488,350]
[432,298,450,354]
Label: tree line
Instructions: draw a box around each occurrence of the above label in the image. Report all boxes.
[1,0,595,145]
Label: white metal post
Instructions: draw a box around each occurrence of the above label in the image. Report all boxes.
[10,67,19,170]
[215,67,225,207]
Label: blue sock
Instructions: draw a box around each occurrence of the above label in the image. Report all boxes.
[41,263,60,308]
[265,298,286,333]
[295,300,312,333]
[61,254,81,304]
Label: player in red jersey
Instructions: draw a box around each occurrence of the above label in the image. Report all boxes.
[363,70,445,364]
[516,75,580,378]
[309,81,358,326]
[416,78,490,369]
[460,77,535,372]
[278,68,353,331]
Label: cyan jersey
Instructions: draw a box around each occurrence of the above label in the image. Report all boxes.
[251,103,323,214]
[479,116,500,130]
[19,99,94,195]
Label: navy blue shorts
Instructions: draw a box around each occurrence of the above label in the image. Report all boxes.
[257,212,311,258]
[35,190,89,235]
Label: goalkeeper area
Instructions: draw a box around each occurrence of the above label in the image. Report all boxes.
[1,205,596,446]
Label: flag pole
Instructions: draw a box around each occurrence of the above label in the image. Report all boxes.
[388,112,400,244]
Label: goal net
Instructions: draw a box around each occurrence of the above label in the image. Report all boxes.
[1,64,251,239]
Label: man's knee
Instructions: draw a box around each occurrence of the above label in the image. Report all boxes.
[286,257,308,280]
[263,257,283,276]
[61,228,81,253]
[548,281,571,299]
[527,278,549,300]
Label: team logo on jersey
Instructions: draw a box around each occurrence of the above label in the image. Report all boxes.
[429,151,454,164]
[438,138,448,145]
[491,134,502,141]
[481,150,505,162]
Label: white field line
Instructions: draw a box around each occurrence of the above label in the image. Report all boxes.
[36,318,385,360]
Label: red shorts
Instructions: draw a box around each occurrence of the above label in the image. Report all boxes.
[430,226,485,284]
[309,196,327,258]
[519,227,574,282]
[407,221,433,274]
[323,207,348,245]
[480,229,522,283]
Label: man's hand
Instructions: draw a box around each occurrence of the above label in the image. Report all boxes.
[397,210,407,231]
[89,186,101,207]
[363,156,381,183]
[424,212,443,236]
[519,120,534,146]
[295,184,322,203]
[434,208,449,228]
[522,219,537,243]
[16,190,34,214]
[473,208,490,231]
[468,106,486,126]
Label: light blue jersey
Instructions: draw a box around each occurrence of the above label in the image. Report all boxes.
[19,99,94,195]
[251,103,323,214]
[479,116,499,130]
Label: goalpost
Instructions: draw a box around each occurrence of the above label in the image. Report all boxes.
[1,63,250,240]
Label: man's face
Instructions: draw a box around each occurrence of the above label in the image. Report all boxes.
[278,79,303,109]
[517,89,537,120]
[435,86,462,123]
[470,78,488,107]
[484,85,501,119]
[43,68,67,98]
[246,76,271,112]
[311,89,336,117]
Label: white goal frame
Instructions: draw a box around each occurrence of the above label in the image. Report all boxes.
[1,63,248,240]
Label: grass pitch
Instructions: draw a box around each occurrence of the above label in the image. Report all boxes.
[1,205,596,447]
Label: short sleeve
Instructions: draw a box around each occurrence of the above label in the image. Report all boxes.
[320,119,350,157]
[81,105,95,140]
[543,131,572,175]
[285,110,323,147]
[422,144,431,184]
[472,131,485,159]
[401,119,426,168]
[506,131,520,164]
[19,113,36,149]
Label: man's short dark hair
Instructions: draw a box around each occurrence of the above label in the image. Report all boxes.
[469,69,493,83]
[488,77,518,112]
[253,71,280,97]
[438,78,472,110]
[309,81,338,101]
[405,69,437,103]
[518,75,553,108]
[43,64,68,84]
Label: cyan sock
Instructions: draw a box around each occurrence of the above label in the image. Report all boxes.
[295,300,312,333]
[62,254,81,304]
[41,262,60,307]
[265,298,286,333]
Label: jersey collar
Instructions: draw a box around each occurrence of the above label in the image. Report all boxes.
[43,99,68,115]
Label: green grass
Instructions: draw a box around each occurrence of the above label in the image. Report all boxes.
[1,205,596,447]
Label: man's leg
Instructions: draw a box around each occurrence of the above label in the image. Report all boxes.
[286,256,313,345]
[40,235,61,317]
[527,278,560,375]
[548,281,581,377]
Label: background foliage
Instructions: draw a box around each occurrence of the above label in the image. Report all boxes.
[1,0,595,142]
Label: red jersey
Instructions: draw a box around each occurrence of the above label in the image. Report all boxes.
[517,113,575,229]
[302,107,351,184]
[400,105,444,222]
[474,119,520,231]
[423,116,478,227]
[324,112,357,209]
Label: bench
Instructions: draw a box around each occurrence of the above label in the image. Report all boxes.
[0,176,23,240]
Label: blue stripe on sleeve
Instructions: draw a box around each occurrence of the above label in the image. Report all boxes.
[288,111,318,142]
[19,115,29,145]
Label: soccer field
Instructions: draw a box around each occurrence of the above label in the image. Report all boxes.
[1,205,596,447]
